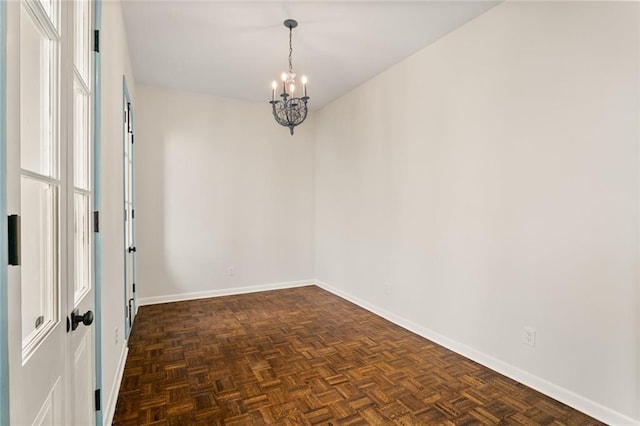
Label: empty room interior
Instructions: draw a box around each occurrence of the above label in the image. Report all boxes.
[1,0,640,425]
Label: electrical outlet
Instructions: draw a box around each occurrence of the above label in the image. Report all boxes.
[523,327,536,347]
[227,266,234,277]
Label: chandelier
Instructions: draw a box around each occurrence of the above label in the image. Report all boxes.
[269,19,309,135]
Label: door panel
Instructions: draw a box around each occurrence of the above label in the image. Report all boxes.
[73,191,91,301]
[32,377,63,426]
[20,330,66,422]
[19,175,57,346]
[72,329,93,424]
[19,4,56,178]
[68,0,95,422]
[9,2,67,423]
[19,0,60,362]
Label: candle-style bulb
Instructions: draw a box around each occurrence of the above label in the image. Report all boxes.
[301,75,308,85]
[281,73,287,82]
[271,81,278,90]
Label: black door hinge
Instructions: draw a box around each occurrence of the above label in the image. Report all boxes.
[93,211,100,233]
[93,30,100,52]
[132,209,135,219]
[131,134,134,144]
[8,215,20,266]
[95,389,101,411]
[127,103,133,134]
[133,283,136,293]
[128,298,134,327]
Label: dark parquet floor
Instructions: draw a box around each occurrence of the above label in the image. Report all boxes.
[113,285,603,425]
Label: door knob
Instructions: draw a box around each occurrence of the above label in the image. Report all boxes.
[70,309,94,331]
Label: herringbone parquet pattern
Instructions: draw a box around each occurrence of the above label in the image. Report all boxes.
[113,286,602,425]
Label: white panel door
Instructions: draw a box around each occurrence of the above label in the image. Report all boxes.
[6,0,96,424]
[124,97,136,335]
[68,0,96,422]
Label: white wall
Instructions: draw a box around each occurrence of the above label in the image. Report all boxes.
[99,1,136,422]
[315,2,639,424]
[135,85,315,302]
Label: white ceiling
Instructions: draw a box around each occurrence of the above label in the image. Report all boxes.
[121,1,499,109]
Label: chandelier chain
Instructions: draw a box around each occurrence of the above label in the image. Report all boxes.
[288,26,293,73]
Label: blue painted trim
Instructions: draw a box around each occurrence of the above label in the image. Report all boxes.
[92,0,103,424]
[0,1,10,424]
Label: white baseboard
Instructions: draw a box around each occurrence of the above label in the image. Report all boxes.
[104,344,128,426]
[315,280,639,426]
[137,279,315,307]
